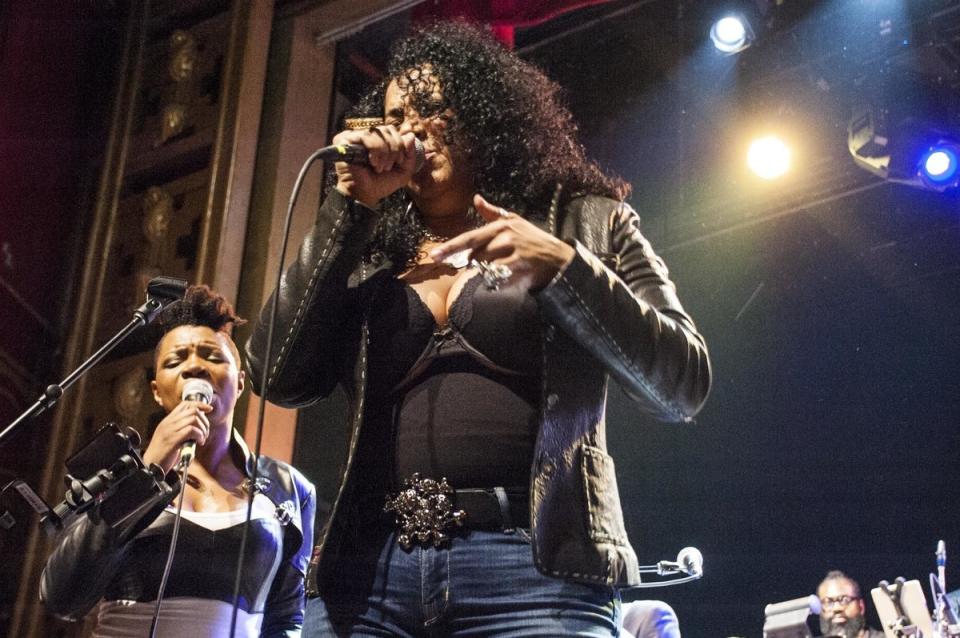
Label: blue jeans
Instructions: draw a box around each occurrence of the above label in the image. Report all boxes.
[303,528,621,637]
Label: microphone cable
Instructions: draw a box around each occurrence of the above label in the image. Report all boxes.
[227,146,330,638]
[227,131,421,635]
[148,455,194,638]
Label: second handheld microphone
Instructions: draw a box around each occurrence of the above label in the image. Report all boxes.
[178,378,213,468]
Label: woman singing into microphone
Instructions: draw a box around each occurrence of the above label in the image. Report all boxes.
[248,22,710,637]
[40,285,316,637]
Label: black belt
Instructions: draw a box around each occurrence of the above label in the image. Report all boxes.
[383,474,529,549]
[456,487,530,531]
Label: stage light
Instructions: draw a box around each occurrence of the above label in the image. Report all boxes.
[849,105,960,192]
[748,136,791,180]
[710,15,754,54]
[919,145,959,187]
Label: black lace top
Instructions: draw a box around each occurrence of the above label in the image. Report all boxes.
[366,272,543,488]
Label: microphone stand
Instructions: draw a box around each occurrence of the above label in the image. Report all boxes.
[0,276,187,448]
[630,557,704,589]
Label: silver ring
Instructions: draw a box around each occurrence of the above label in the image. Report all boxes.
[497,207,510,218]
[474,260,512,291]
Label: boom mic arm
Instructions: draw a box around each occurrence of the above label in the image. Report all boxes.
[632,547,705,589]
[0,277,188,447]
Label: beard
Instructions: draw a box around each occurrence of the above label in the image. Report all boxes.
[820,613,866,638]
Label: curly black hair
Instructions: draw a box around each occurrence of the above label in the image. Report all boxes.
[349,20,629,269]
[153,284,246,365]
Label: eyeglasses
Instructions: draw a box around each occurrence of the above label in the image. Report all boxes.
[820,595,859,609]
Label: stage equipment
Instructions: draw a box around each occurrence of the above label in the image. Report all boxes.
[0,275,188,447]
[930,541,960,638]
[867,542,960,638]
[0,423,178,539]
[314,137,425,173]
[930,575,960,638]
[176,378,214,470]
[0,276,186,536]
[748,135,791,180]
[919,145,959,189]
[629,546,704,588]
[848,106,960,192]
[762,594,820,638]
[872,578,935,638]
[711,14,755,54]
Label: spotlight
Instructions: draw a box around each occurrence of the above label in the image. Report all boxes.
[748,136,791,180]
[710,14,754,54]
[848,106,960,192]
[919,145,959,189]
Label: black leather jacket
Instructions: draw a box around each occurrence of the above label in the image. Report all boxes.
[246,188,710,589]
[40,431,316,637]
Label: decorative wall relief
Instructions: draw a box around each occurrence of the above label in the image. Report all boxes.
[113,363,149,424]
[91,352,162,442]
[131,12,227,166]
[99,170,209,343]
[159,30,198,145]
[136,185,173,293]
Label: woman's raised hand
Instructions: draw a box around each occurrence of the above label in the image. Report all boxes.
[142,400,212,474]
[429,194,576,291]
[332,125,420,209]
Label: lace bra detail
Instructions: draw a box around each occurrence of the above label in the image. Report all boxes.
[367,272,542,395]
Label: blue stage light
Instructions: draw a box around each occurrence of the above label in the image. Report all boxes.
[919,146,959,186]
[849,105,960,192]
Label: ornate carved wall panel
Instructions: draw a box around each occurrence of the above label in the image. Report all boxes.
[84,352,162,445]
[98,169,210,343]
[10,1,273,636]
[127,14,227,179]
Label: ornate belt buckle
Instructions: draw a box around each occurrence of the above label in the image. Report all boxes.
[384,473,466,550]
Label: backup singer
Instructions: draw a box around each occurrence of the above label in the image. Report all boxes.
[247,21,710,637]
[41,286,316,637]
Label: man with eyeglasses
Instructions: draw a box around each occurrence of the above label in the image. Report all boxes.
[817,570,885,638]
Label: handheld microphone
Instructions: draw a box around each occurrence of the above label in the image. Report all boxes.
[178,379,213,468]
[146,276,188,302]
[677,546,704,578]
[654,546,704,578]
[315,137,425,173]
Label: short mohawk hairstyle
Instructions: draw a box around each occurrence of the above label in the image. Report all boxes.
[155,284,246,336]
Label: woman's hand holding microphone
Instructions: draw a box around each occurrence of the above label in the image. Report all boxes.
[143,384,212,475]
[332,125,421,209]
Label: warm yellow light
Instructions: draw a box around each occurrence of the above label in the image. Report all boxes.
[747,136,791,180]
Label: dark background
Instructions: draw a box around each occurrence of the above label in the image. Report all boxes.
[294,0,960,635]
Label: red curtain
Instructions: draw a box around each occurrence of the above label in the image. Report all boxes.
[412,0,616,47]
